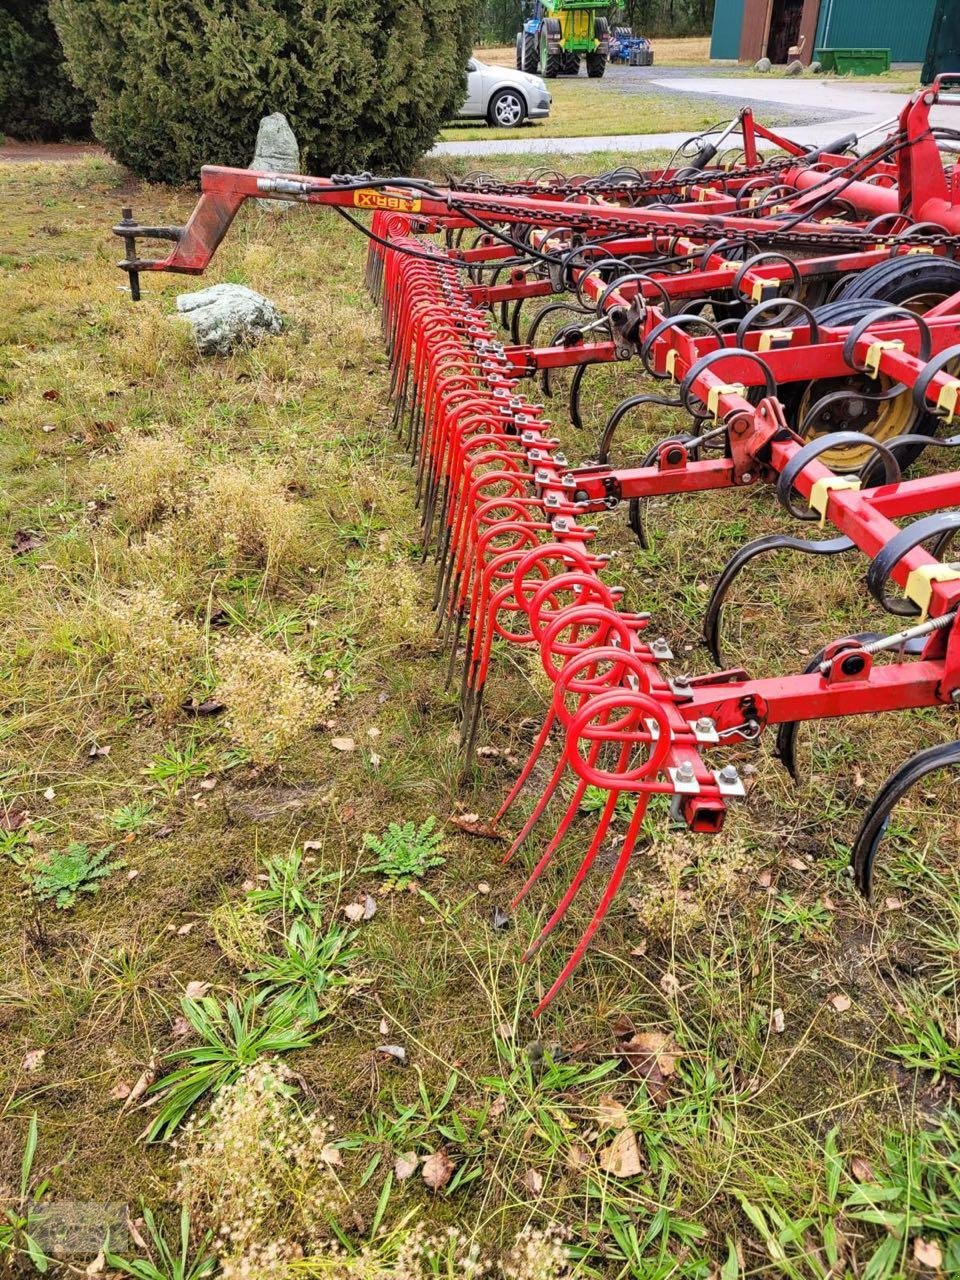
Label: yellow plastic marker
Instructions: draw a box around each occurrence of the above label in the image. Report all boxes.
[751,279,778,303]
[905,564,960,621]
[809,476,860,528]
[706,383,746,421]
[935,379,960,422]
[758,328,793,352]
[864,338,904,378]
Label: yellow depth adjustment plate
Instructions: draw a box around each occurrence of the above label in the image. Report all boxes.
[665,348,679,381]
[758,328,793,352]
[905,563,960,621]
[706,383,746,420]
[936,379,960,422]
[750,278,779,303]
[864,338,904,378]
[809,475,860,527]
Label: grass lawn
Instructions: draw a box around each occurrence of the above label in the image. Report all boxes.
[440,75,731,143]
[1,152,959,1278]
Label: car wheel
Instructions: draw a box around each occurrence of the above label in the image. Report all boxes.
[488,88,526,128]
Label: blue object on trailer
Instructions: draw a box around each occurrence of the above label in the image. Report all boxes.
[608,27,653,65]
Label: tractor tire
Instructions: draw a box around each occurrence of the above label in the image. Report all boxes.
[786,256,960,469]
[585,49,607,77]
[522,31,539,72]
[515,33,523,69]
[542,18,562,77]
[561,51,580,74]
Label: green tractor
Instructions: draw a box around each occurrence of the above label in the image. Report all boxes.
[516,0,610,78]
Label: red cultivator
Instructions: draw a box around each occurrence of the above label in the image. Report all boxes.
[114,81,960,1011]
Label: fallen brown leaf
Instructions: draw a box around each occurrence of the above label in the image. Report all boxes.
[598,1128,642,1178]
[564,1144,591,1171]
[913,1237,943,1269]
[184,981,210,1000]
[330,736,355,752]
[22,1049,44,1072]
[850,1156,874,1182]
[12,530,42,557]
[772,1008,786,1033]
[522,1168,543,1195]
[620,1032,680,1105]
[122,1058,157,1110]
[421,1147,454,1192]
[597,1093,630,1130]
[828,993,852,1013]
[449,812,506,841]
[394,1151,419,1181]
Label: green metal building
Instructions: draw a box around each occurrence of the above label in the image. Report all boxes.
[710,0,938,65]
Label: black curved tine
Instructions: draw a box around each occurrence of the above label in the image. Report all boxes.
[859,432,960,488]
[569,363,588,430]
[852,741,960,897]
[597,392,683,465]
[510,299,525,346]
[703,533,855,665]
[627,497,649,550]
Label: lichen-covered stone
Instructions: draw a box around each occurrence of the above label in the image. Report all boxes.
[176,284,283,357]
[785,59,804,76]
[754,56,772,72]
[250,112,300,211]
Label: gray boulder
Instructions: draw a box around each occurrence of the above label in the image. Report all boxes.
[176,284,283,357]
[785,59,803,76]
[250,112,300,211]
[753,56,772,72]
[809,60,823,73]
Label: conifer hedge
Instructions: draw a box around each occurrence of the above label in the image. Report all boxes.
[51,0,477,185]
[0,1,90,142]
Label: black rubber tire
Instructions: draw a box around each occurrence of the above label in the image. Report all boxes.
[784,258,960,468]
[543,18,562,77]
[487,87,527,128]
[586,49,607,77]
[522,31,539,72]
[515,32,523,69]
[561,51,580,74]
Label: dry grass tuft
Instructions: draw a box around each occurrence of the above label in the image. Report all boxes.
[196,464,308,583]
[98,585,202,721]
[215,634,335,765]
[100,428,191,531]
[179,1062,343,1275]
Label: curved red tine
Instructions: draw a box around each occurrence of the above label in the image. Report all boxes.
[493,605,636,824]
[524,688,674,1013]
[508,644,653,894]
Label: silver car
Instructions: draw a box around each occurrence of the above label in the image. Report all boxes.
[458,57,551,128]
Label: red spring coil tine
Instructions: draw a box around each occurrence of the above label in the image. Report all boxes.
[494,614,636,824]
[565,687,673,789]
[503,644,652,861]
[526,571,615,646]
